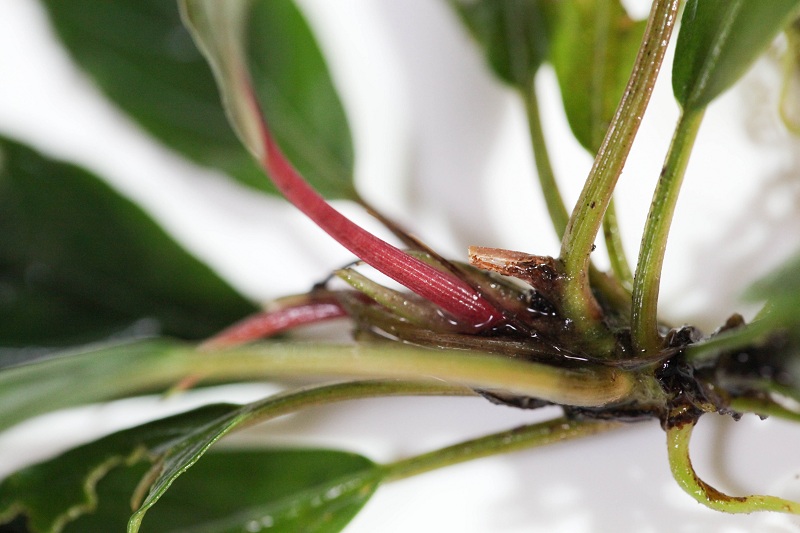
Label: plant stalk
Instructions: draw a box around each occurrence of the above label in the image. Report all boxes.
[525,81,632,322]
[525,80,570,239]
[199,342,635,408]
[236,379,475,432]
[631,109,704,355]
[602,197,634,289]
[559,0,680,336]
[382,417,619,482]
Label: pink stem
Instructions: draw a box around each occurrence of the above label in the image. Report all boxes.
[202,298,348,349]
[256,114,501,329]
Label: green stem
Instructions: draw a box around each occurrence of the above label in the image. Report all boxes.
[631,109,704,355]
[526,80,633,319]
[235,379,474,432]
[198,342,635,408]
[602,197,634,290]
[559,0,680,335]
[525,80,570,239]
[382,417,619,482]
[667,420,800,514]
[684,319,773,366]
[730,397,800,423]
[0,340,637,434]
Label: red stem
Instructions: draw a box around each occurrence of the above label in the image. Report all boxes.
[202,298,348,349]
[256,115,501,329]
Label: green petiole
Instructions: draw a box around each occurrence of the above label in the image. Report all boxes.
[559,0,680,340]
[631,109,705,355]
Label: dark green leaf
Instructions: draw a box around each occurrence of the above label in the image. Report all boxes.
[69,450,378,533]
[0,137,256,347]
[450,0,549,88]
[547,0,645,153]
[673,0,800,112]
[38,0,265,192]
[41,0,356,199]
[0,404,236,533]
[0,402,377,533]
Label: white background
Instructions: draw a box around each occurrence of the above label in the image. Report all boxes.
[1,0,800,531]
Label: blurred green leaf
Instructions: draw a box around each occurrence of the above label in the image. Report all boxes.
[780,18,800,134]
[744,250,800,323]
[0,137,256,347]
[449,0,549,88]
[673,0,800,112]
[547,0,645,153]
[690,250,800,404]
[0,340,194,432]
[0,403,377,533]
[41,0,356,199]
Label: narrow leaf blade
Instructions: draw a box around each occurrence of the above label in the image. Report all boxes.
[673,0,800,112]
[548,0,646,153]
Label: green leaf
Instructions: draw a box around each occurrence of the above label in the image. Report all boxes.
[547,0,646,153]
[0,404,235,533]
[177,0,356,199]
[70,450,378,533]
[0,340,190,431]
[744,250,800,323]
[673,0,800,112]
[39,0,263,192]
[245,0,356,199]
[0,137,256,347]
[449,0,549,88]
[41,0,356,199]
[689,251,800,404]
[0,403,377,533]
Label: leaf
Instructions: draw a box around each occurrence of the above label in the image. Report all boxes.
[41,0,356,199]
[449,0,549,88]
[245,0,356,199]
[743,249,800,324]
[547,0,646,153]
[692,250,800,404]
[673,0,800,112]
[70,450,378,533]
[0,136,256,347]
[0,404,235,533]
[177,0,356,199]
[0,403,377,533]
[0,340,189,431]
[38,0,263,192]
